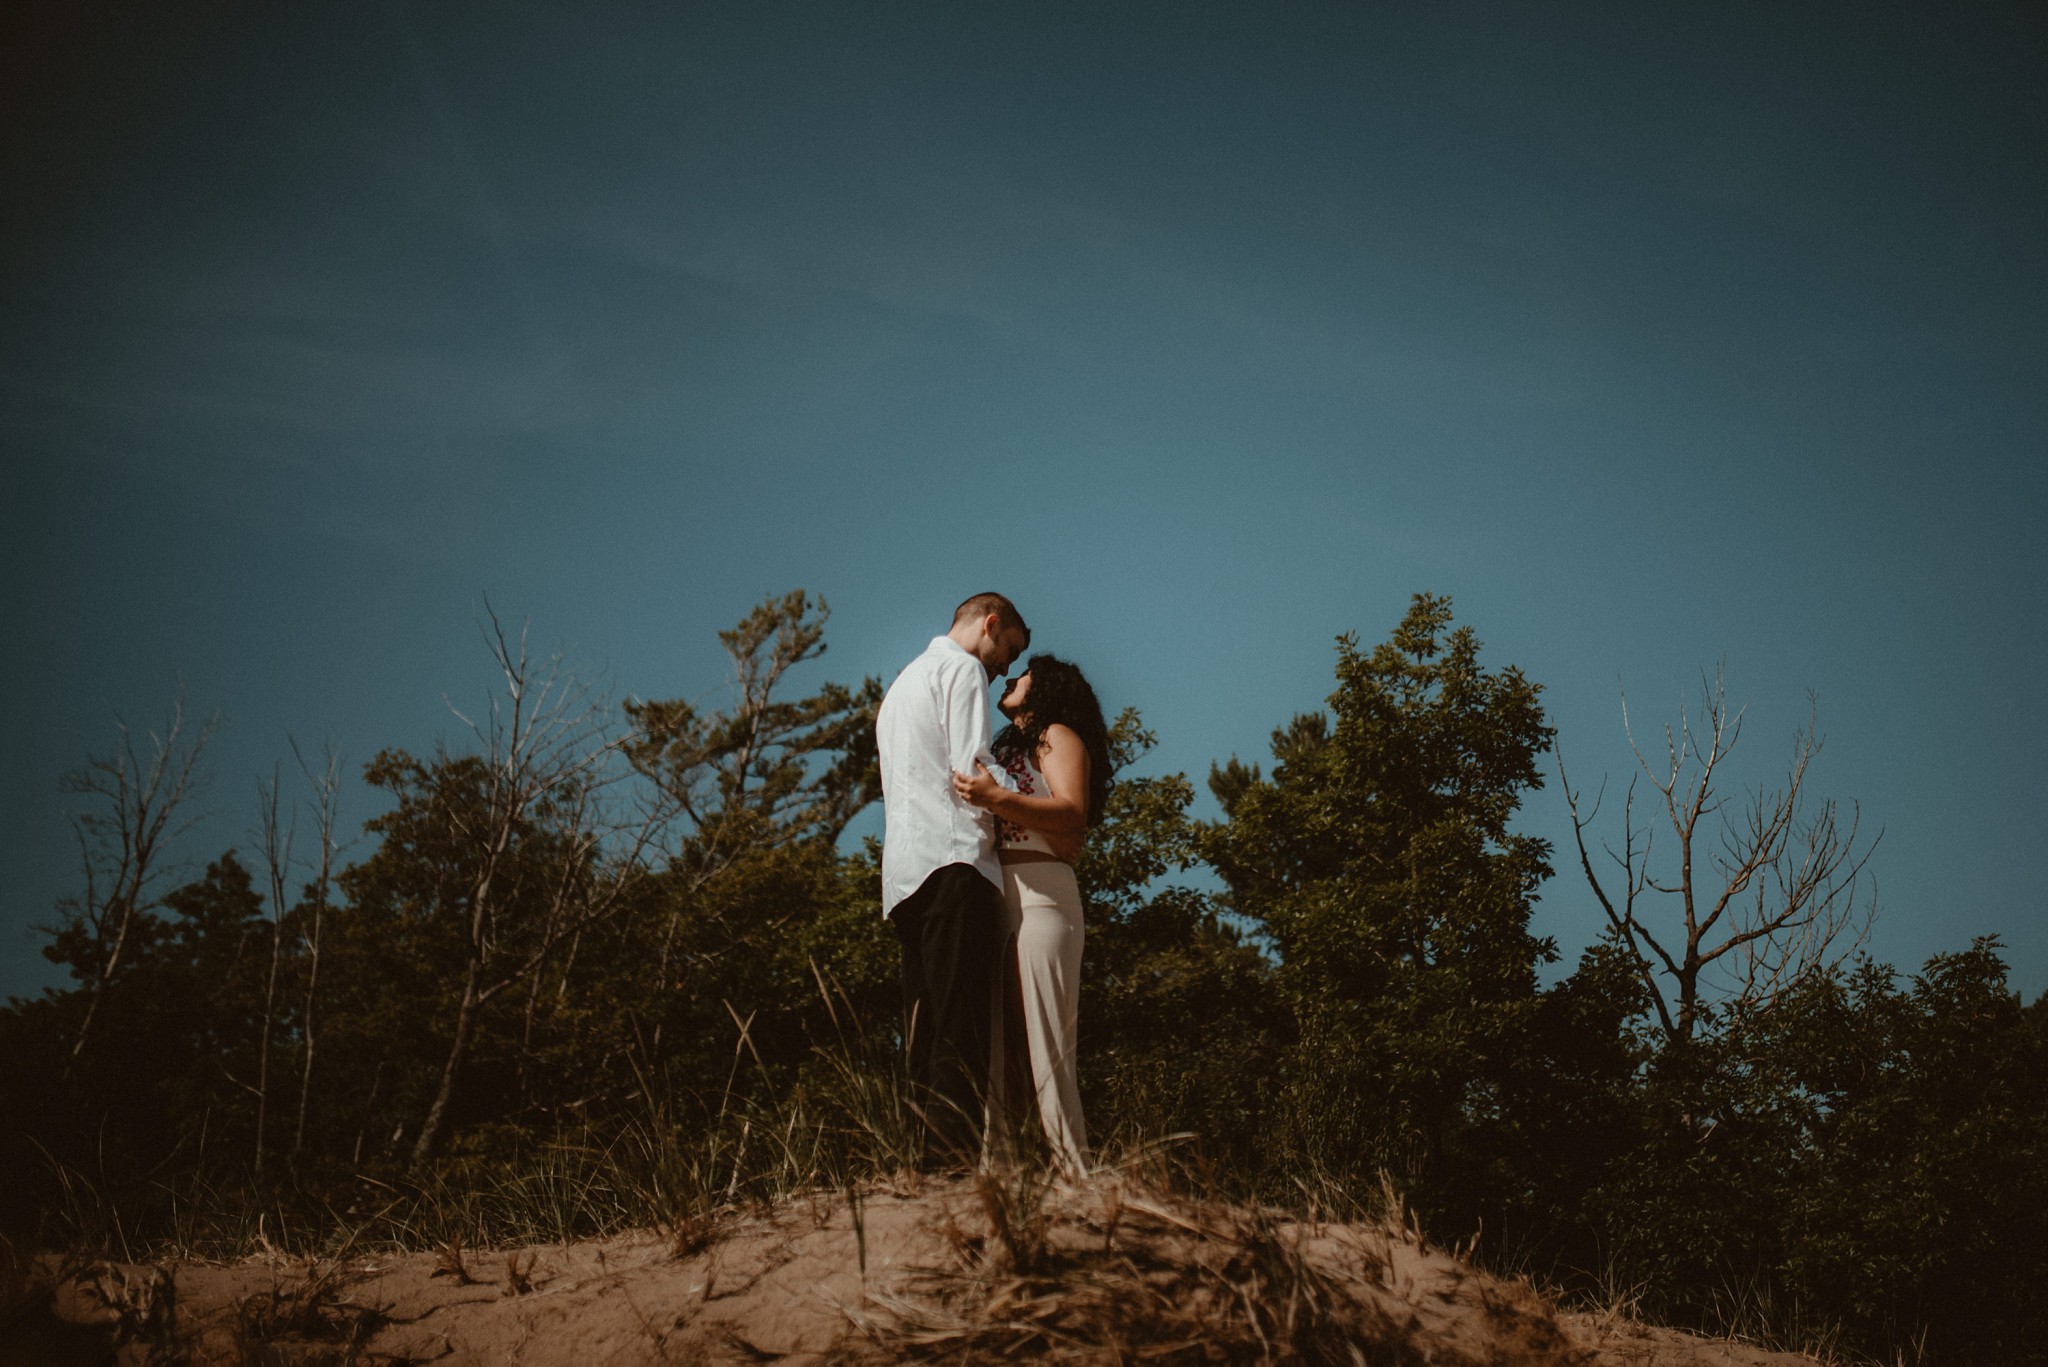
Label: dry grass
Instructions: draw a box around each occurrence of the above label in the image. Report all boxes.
[842,1163,1589,1367]
[227,1260,391,1366]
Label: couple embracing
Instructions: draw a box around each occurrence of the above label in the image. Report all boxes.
[876,592,1110,1176]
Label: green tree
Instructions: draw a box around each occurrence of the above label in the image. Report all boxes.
[625,592,883,985]
[1075,712,1282,1168]
[1809,940,2048,1363]
[615,591,891,1107]
[1,852,270,1228]
[626,592,880,850]
[1203,593,1557,1206]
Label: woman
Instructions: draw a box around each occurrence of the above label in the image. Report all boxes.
[952,654,1111,1176]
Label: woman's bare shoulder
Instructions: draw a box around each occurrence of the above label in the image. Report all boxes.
[1037,724,1088,773]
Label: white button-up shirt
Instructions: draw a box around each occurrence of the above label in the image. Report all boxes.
[876,635,1013,915]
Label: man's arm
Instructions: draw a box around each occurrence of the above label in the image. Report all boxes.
[940,657,1010,793]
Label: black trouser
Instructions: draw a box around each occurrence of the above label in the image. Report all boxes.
[890,862,1005,1165]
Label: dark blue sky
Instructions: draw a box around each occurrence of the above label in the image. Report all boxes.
[4,1,2043,1001]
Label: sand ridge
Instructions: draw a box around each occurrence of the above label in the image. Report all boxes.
[24,1176,1826,1365]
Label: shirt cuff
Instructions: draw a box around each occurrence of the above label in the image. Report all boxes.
[977,748,1019,791]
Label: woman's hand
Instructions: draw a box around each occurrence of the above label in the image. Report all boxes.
[952,761,1003,810]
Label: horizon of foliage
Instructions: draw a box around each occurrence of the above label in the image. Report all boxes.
[4,590,2043,1365]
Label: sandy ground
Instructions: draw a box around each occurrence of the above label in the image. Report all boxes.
[14,1177,1823,1366]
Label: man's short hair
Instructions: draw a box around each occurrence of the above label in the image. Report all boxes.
[953,592,1029,643]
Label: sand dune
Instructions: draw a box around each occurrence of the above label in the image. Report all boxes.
[20,1175,1822,1365]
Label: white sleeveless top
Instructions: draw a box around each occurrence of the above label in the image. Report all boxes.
[995,747,1059,856]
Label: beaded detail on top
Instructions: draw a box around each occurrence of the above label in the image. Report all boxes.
[996,749,1056,855]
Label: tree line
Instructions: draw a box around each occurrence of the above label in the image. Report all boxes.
[4,591,2042,1364]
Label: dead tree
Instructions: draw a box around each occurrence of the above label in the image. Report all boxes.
[292,739,342,1156]
[253,763,298,1173]
[407,609,668,1171]
[1559,666,1879,1045]
[57,694,218,1066]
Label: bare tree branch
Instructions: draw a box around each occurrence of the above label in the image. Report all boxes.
[291,737,344,1156]
[1560,668,1879,1044]
[252,762,299,1173]
[408,612,675,1170]
[58,691,219,1065]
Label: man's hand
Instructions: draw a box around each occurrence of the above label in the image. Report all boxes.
[951,761,1002,810]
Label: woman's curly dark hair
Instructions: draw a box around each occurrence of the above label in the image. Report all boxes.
[992,653,1113,826]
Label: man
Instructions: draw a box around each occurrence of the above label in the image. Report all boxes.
[876,591,1030,1165]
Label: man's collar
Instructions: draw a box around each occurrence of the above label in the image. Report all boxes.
[931,635,988,678]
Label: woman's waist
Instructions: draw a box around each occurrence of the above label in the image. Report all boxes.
[998,847,1070,866]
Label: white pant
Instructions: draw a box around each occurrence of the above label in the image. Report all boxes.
[992,859,1089,1175]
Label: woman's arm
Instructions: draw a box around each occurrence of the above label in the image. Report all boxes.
[953,724,1090,840]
